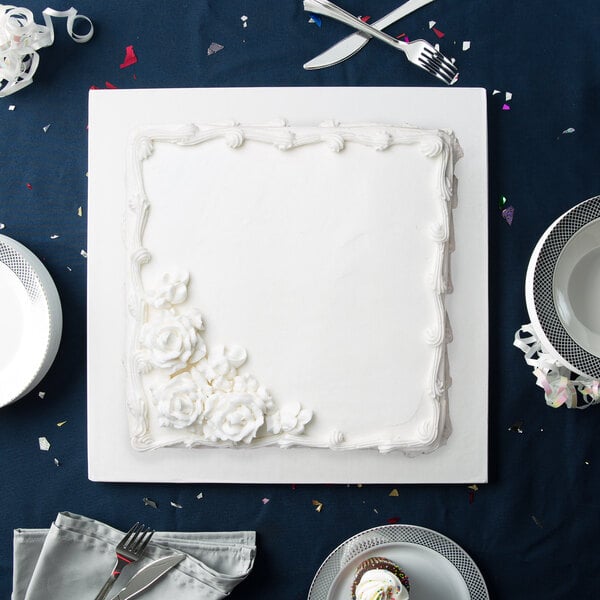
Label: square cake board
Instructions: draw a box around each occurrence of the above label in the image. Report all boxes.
[87,87,488,483]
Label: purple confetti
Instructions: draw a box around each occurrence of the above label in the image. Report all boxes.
[502,205,514,225]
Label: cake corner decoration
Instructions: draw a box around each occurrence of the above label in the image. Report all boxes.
[351,556,410,600]
[126,120,461,454]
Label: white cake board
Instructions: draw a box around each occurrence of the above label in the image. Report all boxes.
[87,87,488,483]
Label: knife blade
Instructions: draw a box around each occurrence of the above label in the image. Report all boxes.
[304,0,436,69]
[110,554,185,600]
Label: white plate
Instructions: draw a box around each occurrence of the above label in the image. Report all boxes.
[307,524,489,600]
[87,87,488,483]
[525,195,600,378]
[0,234,62,406]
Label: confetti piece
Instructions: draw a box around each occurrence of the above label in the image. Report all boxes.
[531,515,543,528]
[387,517,400,524]
[196,492,203,499]
[373,508,379,514]
[43,124,51,132]
[502,205,515,225]
[8,104,15,110]
[505,91,512,101]
[54,458,61,466]
[26,183,32,190]
[170,501,183,508]
[50,234,60,240]
[143,497,158,508]
[502,103,511,111]
[389,488,399,497]
[468,484,479,491]
[80,249,88,258]
[499,195,508,208]
[39,437,50,451]
[562,127,576,134]
[207,42,224,56]
[241,15,248,28]
[432,27,445,38]
[57,421,67,427]
[308,14,322,27]
[262,497,270,504]
[120,45,138,69]
[105,81,117,89]
[77,207,83,216]
[66,266,72,272]
[429,21,436,29]
[492,89,501,95]
[38,391,46,399]
[462,41,471,51]
[0,224,5,230]
[508,420,523,433]
[359,15,371,23]
[312,499,323,512]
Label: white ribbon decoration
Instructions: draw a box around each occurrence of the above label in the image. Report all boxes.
[0,5,93,97]
[514,323,600,409]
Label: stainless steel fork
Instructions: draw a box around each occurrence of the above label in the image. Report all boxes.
[93,522,155,600]
[303,0,458,85]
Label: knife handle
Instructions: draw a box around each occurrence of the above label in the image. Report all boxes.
[371,0,435,31]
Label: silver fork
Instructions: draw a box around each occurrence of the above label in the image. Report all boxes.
[93,522,155,600]
[303,0,458,85]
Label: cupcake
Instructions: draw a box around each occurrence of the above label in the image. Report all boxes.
[351,556,410,600]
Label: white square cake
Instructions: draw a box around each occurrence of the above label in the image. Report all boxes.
[125,120,461,455]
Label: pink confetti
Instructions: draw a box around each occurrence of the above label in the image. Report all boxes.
[262,497,270,504]
[432,27,445,38]
[26,183,32,189]
[120,45,138,69]
[502,103,511,111]
[359,15,371,23]
[502,205,514,225]
[387,517,400,524]
[105,81,118,89]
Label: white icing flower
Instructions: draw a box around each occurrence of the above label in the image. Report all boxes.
[203,391,266,444]
[150,271,190,308]
[356,569,409,600]
[140,310,206,373]
[195,344,246,382]
[419,135,443,158]
[137,136,154,160]
[267,401,312,435]
[151,371,204,429]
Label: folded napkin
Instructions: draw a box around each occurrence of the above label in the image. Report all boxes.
[12,512,256,600]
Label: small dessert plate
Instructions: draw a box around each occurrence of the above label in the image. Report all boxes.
[0,234,62,407]
[308,524,489,600]
[525,195,600,378]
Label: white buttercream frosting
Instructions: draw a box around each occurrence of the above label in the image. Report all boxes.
[355,569,409,600]
[125,121,460,452]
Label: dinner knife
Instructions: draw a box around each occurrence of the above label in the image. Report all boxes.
[109,554,185,600]
[304,0,436,69]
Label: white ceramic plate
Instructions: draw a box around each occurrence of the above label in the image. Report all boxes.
[525,195,600,378]
[307,524,489,600]
[0,234,62,407]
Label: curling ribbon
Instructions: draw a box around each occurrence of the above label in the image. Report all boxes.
[514,324,600,409]
[0,5,93,97]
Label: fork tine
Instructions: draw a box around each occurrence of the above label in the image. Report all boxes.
[418,60,453,85]
[421,48,457,74]
[130,527,154,553]
[118,522,142,548]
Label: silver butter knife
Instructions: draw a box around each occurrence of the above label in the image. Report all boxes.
[110,554,185,600]
[304,0,436,69]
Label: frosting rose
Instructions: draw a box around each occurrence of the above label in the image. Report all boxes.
[151,371,203,429]
[203,391,266,444]
[150,271,189,309]
[267,400,312,435]
[355,569,409,600]
[140,309,206,373]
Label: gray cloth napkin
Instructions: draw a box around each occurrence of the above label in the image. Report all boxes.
[12,512,256,600]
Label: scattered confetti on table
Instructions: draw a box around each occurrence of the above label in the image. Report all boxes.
[508,420,524,434]
[241,15,248,28]
[531,515,543,529]
[562,127,576,134]
[26,183,32,190]
[262,497,270,505]
[389,488,399,497]
[0,223,5,230]
[56,421,67,427]
[77,207,83,216]
[105,81,117,89]
[308,14,322,27]
[143,497,158,508]
[207,42,224,56]
[38,437,50,451]
[42,124,51,132]
[119,45,137,69]
[8,104,15,110]
[38,391,45,399]
[387,517,400,524]
[462,41,471,51]
[50,234,60,239]
[502,205,515,225]
[170,501,183,509]
[196,492,204,499]
[312,499,323,512]
[53,458,60,467]
[80,249,88,258]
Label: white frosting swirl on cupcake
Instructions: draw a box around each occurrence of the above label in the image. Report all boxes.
[355,569,409,600]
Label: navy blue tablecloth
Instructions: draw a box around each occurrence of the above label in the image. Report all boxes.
[1,1,600,597]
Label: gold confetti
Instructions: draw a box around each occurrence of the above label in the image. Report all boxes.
[468,484,479,491]
[389,488,399,497]
[57,421,67,427]
[312,499,323,512]
[77,206,83,217]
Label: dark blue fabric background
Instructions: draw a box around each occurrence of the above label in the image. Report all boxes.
[1,1,600,597]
